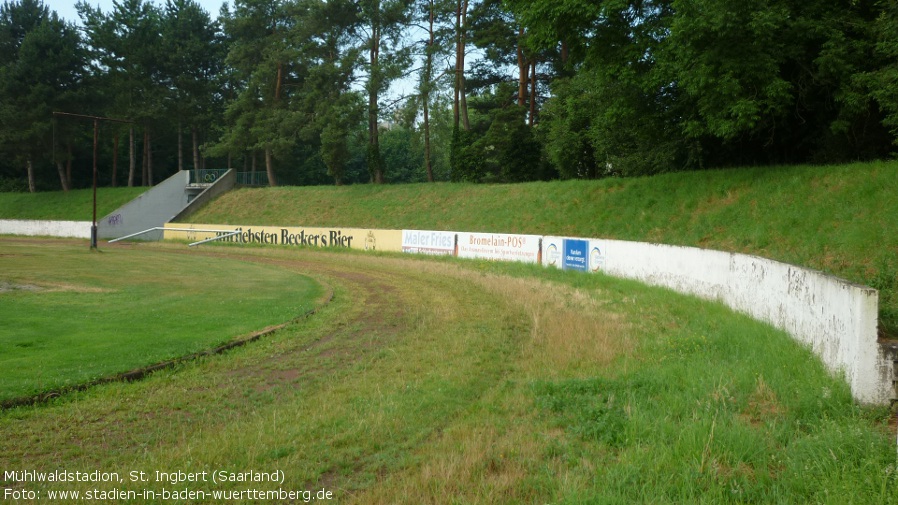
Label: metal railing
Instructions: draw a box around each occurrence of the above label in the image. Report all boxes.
[236,171,269,186]
[189,169,229,185]
[109,226,240,246]
[189,169,267,186]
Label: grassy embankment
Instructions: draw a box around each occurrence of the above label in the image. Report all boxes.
[0,240,323,403]
[186,160,898,331]
[0,186,146,220]
[0,243,895,503]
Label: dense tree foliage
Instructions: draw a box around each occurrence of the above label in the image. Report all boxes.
[0,0,87,191]
[0,0,895,191]
[510,0,897,176]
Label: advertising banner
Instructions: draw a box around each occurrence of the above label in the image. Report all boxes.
[588,240,607,272]
[541,236,564,269]
[401,230,456,256]
[563,238,589,271]
[455,232,541,264]
[164,223,402,252]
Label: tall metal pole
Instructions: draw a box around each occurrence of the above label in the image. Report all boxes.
[52,112,132,250]
[91,118,99,249]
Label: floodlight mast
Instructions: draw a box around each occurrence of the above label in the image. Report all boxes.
[52,112,133,249]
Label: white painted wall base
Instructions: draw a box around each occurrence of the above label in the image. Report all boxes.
[594,239,888,405]
[0,220,91,238]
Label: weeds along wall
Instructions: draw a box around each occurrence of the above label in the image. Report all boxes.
[597,240,886,405]
[526,235,888,406]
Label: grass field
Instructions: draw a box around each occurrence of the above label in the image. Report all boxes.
[0,239,323,403]
[0,242,894,503]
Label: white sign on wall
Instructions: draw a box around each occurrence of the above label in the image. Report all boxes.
[455,232,541,264]
[402,230,456,255]
[542,236,564,269]
[589,239,607,272]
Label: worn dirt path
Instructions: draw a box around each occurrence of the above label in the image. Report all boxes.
[0,239,625,501]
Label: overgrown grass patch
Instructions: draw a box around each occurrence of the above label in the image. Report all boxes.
[0,239,323,402]
[464,260,897,503]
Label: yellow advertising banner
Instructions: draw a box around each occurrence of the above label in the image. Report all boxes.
[164,223,403,253]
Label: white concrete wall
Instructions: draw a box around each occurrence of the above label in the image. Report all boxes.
[98,171,191,241]
[595,239,888,405]
[0,219,91,238]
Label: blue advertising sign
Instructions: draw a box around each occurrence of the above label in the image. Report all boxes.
[563,239,589,271]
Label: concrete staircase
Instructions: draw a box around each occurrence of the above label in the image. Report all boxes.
[98,169,235,241]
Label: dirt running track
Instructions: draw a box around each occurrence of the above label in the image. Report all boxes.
[0,237,630,503]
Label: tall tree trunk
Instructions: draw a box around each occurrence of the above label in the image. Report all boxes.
[423,0,435,182]
[264,147,278,187]
[517,27,527,107]
[192,126,200,172]
[368,12,384,184]
[26,158,35,193]
[454,0,470,131]
[275,63,283,103]
[65,142,73,188]
[128,127,136,187]
[459,0,470,131]
[452,0,471,130]
[423,89,434,183]
[177,122,183,171]
[142,130,148,186]
[529,59,537,126]
[147,129,154,186]
[56,160,70,192]
[453,0,461,130]
[250,150,256,185]
[459,85,469,131]
[265,54,284,188]
[112,132,118,187]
